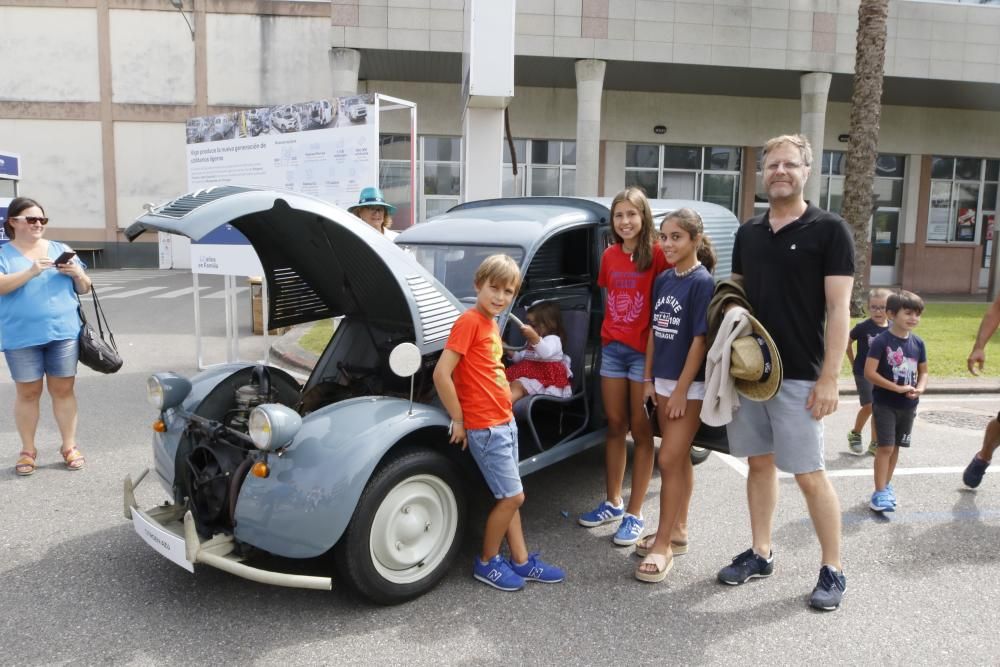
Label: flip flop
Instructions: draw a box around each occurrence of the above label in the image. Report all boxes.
[15,451,37,476]
[635,535,689,558]
[60,446,85,471]
[635,552,674,583]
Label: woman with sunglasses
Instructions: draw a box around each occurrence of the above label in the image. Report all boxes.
[0,197,91,475]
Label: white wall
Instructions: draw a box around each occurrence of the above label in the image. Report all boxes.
[110,10,195,104]
[0,7,100,102]
[113,122,188,228]
[0,120,105,230]
[207,14,334,106]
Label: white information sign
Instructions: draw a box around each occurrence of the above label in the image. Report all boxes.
[131,508,194,573]
[185,95,378,276]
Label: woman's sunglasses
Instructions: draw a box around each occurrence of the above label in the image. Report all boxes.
[9,216,48,225]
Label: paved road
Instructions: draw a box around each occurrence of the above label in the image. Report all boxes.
[1,269,998,664]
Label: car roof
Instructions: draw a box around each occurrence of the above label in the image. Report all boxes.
[397,197,609,252]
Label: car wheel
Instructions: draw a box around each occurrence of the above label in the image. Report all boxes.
[334,448,465,605]
[689,446,711,466]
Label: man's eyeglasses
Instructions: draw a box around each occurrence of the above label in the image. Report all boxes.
[869,305,886,312]
[764,161,806,173]
[10,216,48,226]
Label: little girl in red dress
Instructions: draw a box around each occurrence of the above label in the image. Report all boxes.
[505,301,572,403]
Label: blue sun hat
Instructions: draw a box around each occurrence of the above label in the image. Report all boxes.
[348,186,396,215]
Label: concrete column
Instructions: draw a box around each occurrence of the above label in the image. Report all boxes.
[461,107,505,202]
[330,48,361,97]
[800,71,832,205]
[575,59,606,197]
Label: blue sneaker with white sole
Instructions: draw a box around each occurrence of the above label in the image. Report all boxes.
[473,555,525,591]
[613,514,644,546]
[870,489,895,513]
[509,553,565,583]
[578,500,625,527]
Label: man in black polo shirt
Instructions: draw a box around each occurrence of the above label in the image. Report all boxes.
[716,134,855,611]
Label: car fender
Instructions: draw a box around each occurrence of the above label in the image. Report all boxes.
[233,397,450,559]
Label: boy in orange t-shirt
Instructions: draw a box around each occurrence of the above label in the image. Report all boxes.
[433,254,565,591]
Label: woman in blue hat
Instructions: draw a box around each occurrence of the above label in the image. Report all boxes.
[348,186,398,239]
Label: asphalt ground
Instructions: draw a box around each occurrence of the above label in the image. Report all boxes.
[1,270,998,664]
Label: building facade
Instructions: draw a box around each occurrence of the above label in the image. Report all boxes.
[1,0,999,293]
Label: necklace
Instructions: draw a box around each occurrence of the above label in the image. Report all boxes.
[674,261,701,278]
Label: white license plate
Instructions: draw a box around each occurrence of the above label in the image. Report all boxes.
[131,508,195,573]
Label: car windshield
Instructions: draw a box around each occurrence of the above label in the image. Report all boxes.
[402,244,525,301]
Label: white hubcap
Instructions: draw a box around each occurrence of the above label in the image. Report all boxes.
[369,474,458,584]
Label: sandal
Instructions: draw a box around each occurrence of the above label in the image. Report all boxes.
[60,446,85,471]
[15,450,37,476]
[635,535,689,558]
[635,552,673,583]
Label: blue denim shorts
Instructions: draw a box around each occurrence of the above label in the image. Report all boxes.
[466,420,523,499]
[4,338,79,383]
[599,341,647,382]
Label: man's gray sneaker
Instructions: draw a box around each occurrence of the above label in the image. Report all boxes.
[809,565,846,611]
[718,548,774,585]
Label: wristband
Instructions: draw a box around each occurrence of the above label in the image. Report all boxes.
[643,378,653,383]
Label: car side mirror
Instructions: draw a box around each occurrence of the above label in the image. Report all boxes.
[389,342,422,416]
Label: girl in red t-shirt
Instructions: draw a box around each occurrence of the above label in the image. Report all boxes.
[578,187,670,548]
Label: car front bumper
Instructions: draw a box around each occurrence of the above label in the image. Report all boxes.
[123,469,332,591]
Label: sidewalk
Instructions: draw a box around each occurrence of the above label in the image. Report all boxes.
[268,324,1000,395]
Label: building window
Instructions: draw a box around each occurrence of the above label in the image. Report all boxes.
[927,156,998,245]
[378,134,413,228]
[503,139,576,197]
[422,136,462,220]
[624,144,741,213]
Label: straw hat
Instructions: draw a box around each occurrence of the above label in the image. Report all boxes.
[730,314,783,402]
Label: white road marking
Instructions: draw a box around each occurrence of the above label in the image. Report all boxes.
[204,287,248,299]
[152,286,211,299]
[714,453,973,480]
[99,286,170,299]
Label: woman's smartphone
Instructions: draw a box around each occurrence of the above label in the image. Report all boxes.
[55,251,76,265]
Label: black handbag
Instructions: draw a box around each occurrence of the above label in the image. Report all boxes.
[77,286,123,374]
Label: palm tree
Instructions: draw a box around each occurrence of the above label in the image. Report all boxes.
[841,0,890,315]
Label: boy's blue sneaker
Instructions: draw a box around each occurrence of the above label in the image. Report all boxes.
[870,489,895,513]
[613,514,644,546]
[809,565,847,611]
[963,454,990,489]
[886,483,897,506]
[509,553,565,584]
[578,500,625,527]
[718,548,774,585]
[473,555,525,591]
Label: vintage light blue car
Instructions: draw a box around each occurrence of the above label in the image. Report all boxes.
[123,189,737,604]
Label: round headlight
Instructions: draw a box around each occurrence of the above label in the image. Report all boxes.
[146,373,192,411]
[248,404,302,451]
[248,408,273,450]
[146,376,165,409]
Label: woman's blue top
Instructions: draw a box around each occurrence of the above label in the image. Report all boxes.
[0,241,81,351]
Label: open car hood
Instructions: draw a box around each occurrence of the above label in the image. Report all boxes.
[126,186,462,354]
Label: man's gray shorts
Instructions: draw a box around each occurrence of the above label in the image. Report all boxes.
[727,379,825,474]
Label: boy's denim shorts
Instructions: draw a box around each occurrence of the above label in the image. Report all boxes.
[466,420,523,499]
[600,341,646,383]
[4,338,79,383]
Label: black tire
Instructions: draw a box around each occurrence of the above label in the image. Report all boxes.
[690,446,711,466]
[334,448,466,605]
